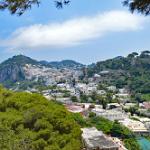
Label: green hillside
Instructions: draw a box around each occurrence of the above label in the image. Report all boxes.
[87,51,150,94]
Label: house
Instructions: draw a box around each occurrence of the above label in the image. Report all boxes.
[118,88,128,94]
[100,70,110,75]
[107,103,122,110]
[123,103,137,109]
[107,86,117,92]
[143,102,150,109]
[93,74,101,82]
[134,116,150,130]
[92,108,126,121]
[65,104,85,113]
[56,97,72,104]
[119,118,150,136]
[97,90,106,95]
[81,127,119,150]
[75,83,87,93]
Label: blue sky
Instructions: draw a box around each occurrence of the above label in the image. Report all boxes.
[0,0,150,64]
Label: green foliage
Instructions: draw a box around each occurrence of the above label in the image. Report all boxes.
[141,94,150,101]
[124,138,141,150]
[90,116,113,134]
[80,94,88,103]
[129,106,138,116]
[0,86,82,150]
[89,112,96,118]
[71,96,78,102]
[87,51,150,94]
[110,121,134,139]
[72,113,89,127]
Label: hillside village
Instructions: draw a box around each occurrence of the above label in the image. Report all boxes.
[0,52,150,150]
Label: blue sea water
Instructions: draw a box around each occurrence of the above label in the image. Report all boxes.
[137,138,150,150]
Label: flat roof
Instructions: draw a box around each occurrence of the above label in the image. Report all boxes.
[82,128,119,149]
[119,118,149,132]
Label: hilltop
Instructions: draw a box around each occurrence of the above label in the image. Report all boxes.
[87,51,150,94]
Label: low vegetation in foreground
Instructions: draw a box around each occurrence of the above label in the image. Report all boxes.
[0,86,82,150]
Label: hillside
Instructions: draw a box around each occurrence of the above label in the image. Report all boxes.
[0,55,83,88]
[0,55,41,86]
[87,51,150,94]
[0,86,82,150]
[40,60,84,69]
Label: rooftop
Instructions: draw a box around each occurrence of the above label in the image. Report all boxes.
[82,127,119,149]
[119,118,149,133]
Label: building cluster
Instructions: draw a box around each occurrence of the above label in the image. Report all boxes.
[23,64,82,85]
[25,68,150,150]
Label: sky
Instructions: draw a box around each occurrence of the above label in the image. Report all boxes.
[0,0,150,64]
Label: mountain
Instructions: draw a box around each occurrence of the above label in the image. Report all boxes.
[0,55,84,88]
[40,60,84,69]
[87,51,150,94]
[0,55,39,84]
[0,55,39,66]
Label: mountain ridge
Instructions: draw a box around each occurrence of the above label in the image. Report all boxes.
[0,51,150,93]
[0,55,84,87]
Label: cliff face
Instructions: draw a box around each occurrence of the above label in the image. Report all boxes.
[0,64,25,82]
[0,55,37,84]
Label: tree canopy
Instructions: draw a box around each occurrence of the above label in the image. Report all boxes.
[0,86,82,150]
[0,0,70,15]
[123,0,150,15]
[0,0,150,15]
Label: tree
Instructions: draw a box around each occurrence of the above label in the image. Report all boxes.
[71,96,78,102]
[90,116,113,134]
[129,106,138,116]
[1,0,150,16]
[110,120,133,139]
[89,112,96,118]
[123,0,150,15]
[124,138,141,150]
[0,0,70,15]
[0,87,82,150]
[140,50,150,58]
[135,93,143,103]
[127,52,138,58]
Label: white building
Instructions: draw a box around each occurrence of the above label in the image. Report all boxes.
[92,108,127,121]
[119,118,149,135]
[107,86,117,92]
[82,127,119,150]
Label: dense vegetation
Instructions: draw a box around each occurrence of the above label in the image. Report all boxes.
[0,86,82,150]
[42,60,84,69]
[87,51,150,94]
[141,94,150,102]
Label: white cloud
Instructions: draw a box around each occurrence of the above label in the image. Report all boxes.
[1,10,146,50]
